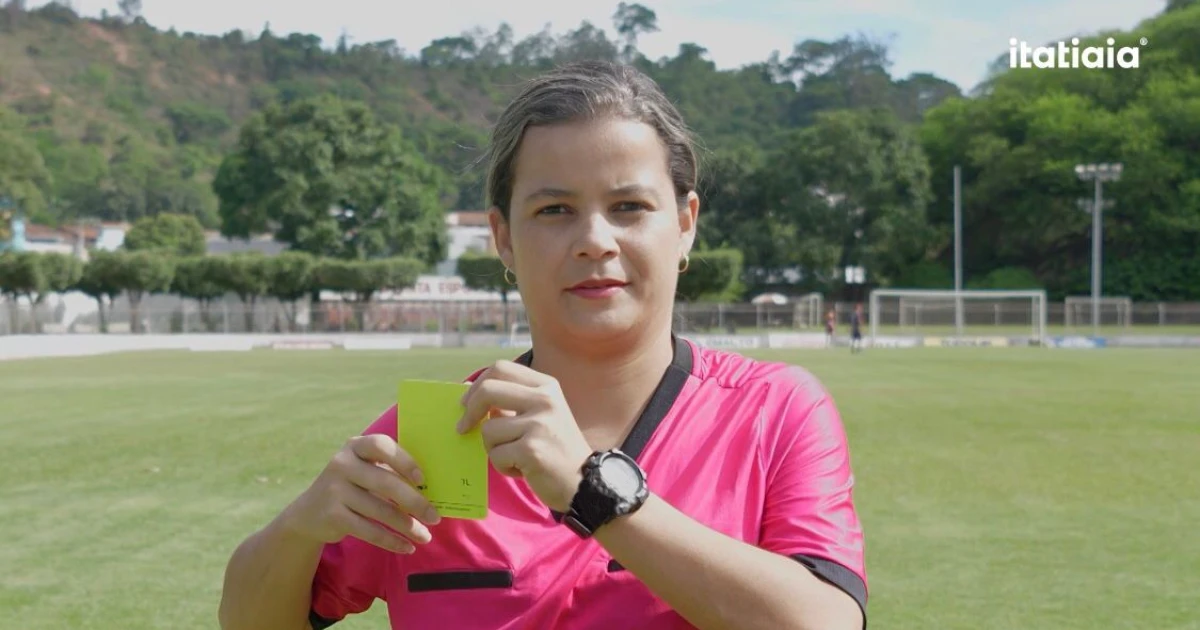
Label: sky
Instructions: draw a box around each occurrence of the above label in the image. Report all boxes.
[33,0,1168,91]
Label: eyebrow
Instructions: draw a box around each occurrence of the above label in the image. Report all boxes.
[523,184,656,204]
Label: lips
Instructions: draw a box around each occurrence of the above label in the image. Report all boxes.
[568,279,628,290]
[566,278,629,299]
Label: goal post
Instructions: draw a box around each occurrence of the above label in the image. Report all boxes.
[792,292,824,329]
[868,289,1048,344]
[1063,296,1133,328]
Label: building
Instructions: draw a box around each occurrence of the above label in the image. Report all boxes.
[2,217,128,259]
[204,231,288,256]
[436,210,497,275]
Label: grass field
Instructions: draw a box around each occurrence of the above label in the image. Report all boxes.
[2,346,1199,629]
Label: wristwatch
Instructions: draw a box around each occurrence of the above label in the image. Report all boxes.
[555,449,649,538]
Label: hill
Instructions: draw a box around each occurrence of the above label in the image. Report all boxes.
[4,1,1200,301]
[0,1,961,229]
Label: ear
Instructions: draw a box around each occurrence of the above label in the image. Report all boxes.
[487,207,515,269]
[678,191,700,257]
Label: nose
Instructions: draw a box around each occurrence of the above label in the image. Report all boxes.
[572,210,619,261]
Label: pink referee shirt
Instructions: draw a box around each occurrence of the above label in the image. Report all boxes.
[310,335,867,629]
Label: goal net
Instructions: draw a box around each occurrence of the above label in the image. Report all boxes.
[791,293,824,329]
[868,289,1048,344]
[1063,296,1132,329]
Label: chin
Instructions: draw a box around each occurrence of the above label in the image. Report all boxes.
[560,308,643,342]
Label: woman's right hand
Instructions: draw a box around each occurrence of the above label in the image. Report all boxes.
[282,434,441,554]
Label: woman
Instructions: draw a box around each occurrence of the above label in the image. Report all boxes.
[219,60,867,630]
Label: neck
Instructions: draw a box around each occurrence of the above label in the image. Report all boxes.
[527,324,676,436]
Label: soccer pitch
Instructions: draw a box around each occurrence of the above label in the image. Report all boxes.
[2,346,1198,629]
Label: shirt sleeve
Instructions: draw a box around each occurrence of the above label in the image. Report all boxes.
[309,405,399,627]
[758,368,868,622]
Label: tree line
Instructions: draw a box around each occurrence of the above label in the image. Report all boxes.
[0,213,743,334]
[1,1,1199,301]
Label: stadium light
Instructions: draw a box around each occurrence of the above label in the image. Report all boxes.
[953,166,963,337]
[1074,162,1122,336]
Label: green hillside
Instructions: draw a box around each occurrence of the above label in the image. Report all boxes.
[3,1,1200,300]
[0,2,960,228]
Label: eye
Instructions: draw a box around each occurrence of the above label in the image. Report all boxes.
[535,204,568,216]
[614,201,651,212]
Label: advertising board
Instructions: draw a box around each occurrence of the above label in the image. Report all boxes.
[1045,336,1107,349]
[767,333,828,349]
[685,334,765,349]
[868,336,921,348]
[922,336,1012,347]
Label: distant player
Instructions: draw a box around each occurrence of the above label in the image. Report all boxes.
[825,309,836,347]
[850,303,864,354]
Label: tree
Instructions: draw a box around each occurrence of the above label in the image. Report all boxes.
[782,34,899,126]
[210,252,270,332]
[314,257,422,331]
[456,251,513,331]
[919,9,1200,299]
[213,95,449,264]
[123,213,206,256]
[612,2,658,62]
[172,256,227,332]
[108,250,175,333]
[763,108,935,295]
[75,250,123,333]
[553,21,619,64]
[117,0,140,22]
[0,119,53,222]
[0,251,42,333]
[0,251,80,333]
[264,251,316,331]
[676,249,743,302]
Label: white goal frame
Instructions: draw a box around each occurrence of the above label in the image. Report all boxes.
[508,321,532,347]
[1063,296,1132,328]
[869,289,1048,344]
[792,292,824,329]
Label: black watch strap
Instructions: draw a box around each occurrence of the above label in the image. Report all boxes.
[554,450,647,538]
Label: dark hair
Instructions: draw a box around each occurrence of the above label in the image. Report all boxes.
[483,60,699,219]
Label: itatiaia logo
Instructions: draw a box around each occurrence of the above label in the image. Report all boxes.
[1009,37,1148,69]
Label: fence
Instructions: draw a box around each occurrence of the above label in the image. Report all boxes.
[3,293,1200,336]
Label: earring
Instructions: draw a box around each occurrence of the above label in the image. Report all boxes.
[678,255,690,273]
[503,267,517,285]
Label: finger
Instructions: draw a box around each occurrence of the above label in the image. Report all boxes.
[488,441,527,479]
[337,507,416,554]
[348,458,442,525]
[458,360,550,405]
[458,379,538,434]
[458,365,495,405]
[351,435,424,487]
[479,360,548,388]
[344,485,433,545]
[480,413,534,451]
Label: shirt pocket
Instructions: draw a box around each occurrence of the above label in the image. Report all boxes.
[406,569,514,592]
[391,567,534,630]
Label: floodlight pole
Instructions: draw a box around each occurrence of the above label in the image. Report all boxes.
[1074,162,1122,336]
[953,165,963,337]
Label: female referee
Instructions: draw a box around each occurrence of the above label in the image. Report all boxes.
[219,60,867,630]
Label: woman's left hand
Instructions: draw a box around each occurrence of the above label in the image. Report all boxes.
[456,360,593,512]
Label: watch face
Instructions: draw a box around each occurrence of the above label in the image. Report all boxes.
[599,456,642,496]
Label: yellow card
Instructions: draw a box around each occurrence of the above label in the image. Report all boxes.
[396,380,488,520]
